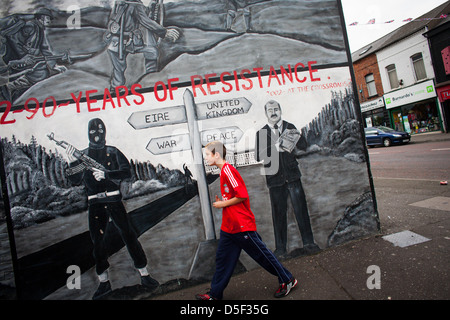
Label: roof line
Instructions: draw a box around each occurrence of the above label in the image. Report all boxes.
[351,2,450,62]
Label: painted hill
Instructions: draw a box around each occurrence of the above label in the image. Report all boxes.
[9,0,348,104]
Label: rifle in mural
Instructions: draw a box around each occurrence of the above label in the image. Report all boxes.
[151,0,165,45]
[47,132,107,175]
[0,52,92,78]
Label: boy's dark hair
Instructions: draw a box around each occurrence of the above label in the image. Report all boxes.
[205,141,227,159]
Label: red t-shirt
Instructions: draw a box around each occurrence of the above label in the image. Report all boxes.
[219,162,257,233]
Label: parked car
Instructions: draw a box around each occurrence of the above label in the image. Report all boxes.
[364,126,411,147]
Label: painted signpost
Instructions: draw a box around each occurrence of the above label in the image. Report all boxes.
[146,127,244,155]
[128,89,252,240]
[127,97,252,129]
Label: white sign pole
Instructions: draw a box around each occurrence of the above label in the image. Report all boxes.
[183,89,216,240]
[127,93,252,240]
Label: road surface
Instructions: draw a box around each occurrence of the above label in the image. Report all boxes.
[367,140,450,182]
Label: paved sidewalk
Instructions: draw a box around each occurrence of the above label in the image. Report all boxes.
[2,133,448,304]
[410,131,450,144]
[150,132,450,301]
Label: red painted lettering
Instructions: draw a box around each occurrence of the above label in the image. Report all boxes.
[131,83,144,105]
[205,73,219,95]
[154,81,167,102]
[42,96,57,118]
[253,67,264,88]
[191,75,206,97]
[294,63,306,83]
[115,86,130,107]
[233,71,240,92]
[0,101,15,124]
[167,78,179,100]
[70,91,83,113]
[308,61,320,82]
[280,65,293,84]
[240,69,253,90]
[102,88,116,110]
[268,66,281,87]
[220,72,233,93]
[24,97,40,119]
[86,89,100,112]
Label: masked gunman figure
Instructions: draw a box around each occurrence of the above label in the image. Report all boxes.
[65,118,157,300]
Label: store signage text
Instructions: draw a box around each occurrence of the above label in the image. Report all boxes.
[384,80,436,109]
[360,98,384,112]
[440,89,450,102]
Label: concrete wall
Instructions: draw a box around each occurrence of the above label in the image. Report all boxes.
[0,0,379,300]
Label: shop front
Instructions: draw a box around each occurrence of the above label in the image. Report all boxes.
[384,80,443,134]
[436,83,450,133]
[361,98,389,128]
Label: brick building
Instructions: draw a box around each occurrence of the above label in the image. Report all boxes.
[351,2,449,133]
[352,52,388,127]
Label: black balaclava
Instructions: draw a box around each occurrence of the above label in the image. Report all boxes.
[88,118,106,149]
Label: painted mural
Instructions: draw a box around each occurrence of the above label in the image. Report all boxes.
[0,0,380,300]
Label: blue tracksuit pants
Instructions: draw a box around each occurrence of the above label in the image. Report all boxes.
[210,230,293,300]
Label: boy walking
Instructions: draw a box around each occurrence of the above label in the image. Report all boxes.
[196,141,297,300]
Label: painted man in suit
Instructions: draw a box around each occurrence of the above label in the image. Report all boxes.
[255,100,319,257]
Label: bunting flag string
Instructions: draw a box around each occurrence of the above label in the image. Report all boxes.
[348,14,448,26]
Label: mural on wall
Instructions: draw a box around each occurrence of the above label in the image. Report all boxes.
[0,0,380,300]
[256,100,319,258]
[0,179,16,299]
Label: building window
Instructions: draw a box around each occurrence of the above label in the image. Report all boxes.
[442,46,450,75]
[411,53,427,81]
[365,73,377,97]
[386,64,399,89]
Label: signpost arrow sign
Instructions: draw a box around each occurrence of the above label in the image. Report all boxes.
[146,134,190,155]
[146,127,244,155]
[127,105,186,129]
[195,97,252,120]
[201,126,243,145]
